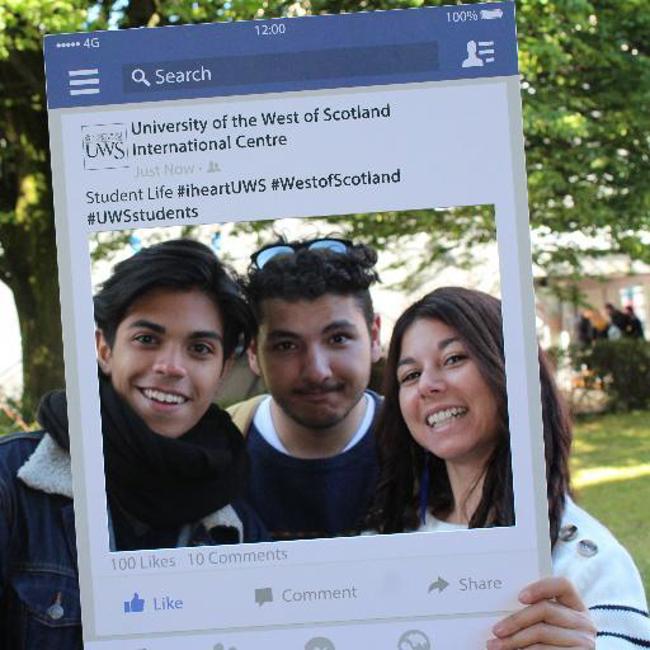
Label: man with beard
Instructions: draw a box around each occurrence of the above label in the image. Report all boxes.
[230,237,382,541]
[0,239,265,649]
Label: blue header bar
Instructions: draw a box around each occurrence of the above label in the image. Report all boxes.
[45,3,517,110]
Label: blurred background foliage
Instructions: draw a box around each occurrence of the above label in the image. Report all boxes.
[0,0,648,414]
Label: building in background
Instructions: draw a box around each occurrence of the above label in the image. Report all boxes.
[535,256,650,349]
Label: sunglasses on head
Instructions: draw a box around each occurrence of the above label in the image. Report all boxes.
[250,237,352,269]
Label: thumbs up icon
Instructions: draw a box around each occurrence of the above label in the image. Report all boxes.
[123,592,145,613]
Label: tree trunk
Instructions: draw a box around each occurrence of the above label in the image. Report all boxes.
[0,47,65,419]
[1,215,64,419]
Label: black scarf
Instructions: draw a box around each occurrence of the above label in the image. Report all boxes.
[37,376,248,528]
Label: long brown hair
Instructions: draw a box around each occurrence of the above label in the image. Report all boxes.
[370,287,571,545]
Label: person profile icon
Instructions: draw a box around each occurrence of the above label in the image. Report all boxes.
[462,40,484,68]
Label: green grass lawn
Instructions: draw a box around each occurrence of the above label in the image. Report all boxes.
[571,410,650,597]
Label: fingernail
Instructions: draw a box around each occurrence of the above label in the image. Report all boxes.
[486,639,499,650]
[492,622,506,636]
[519,588,531,602]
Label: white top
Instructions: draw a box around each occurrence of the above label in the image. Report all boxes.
[421,512,466,532]
[253,392,375,456]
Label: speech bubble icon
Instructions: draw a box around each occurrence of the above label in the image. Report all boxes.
[254,587,273,606]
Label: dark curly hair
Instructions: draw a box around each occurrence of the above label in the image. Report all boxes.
[94,239,254,360]
[368,287,572,546]
[243,237,380,329]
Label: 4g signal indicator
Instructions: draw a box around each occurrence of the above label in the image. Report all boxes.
[55,37,100,49]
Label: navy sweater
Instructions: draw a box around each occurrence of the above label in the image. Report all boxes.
[245,392,380,541]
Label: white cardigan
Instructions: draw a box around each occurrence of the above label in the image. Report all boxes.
[420,497,649,648]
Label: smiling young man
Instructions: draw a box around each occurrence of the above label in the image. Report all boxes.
[0,239,265,649]
[95,287,225,440]
[229,237,382,541]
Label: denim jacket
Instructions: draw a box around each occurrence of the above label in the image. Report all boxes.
[0,431,267,650]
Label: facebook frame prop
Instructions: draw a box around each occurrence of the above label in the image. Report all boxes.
[44,4,549,648]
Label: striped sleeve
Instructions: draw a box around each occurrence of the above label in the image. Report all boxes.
[590,604,650,648]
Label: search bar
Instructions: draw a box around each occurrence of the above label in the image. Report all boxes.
[123,42,439,93]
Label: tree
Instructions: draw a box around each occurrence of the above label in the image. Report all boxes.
[0,0,647,415]
[517,0,650,275]
[0,1,91,416]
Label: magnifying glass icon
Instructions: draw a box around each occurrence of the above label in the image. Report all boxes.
[131,68,151,87]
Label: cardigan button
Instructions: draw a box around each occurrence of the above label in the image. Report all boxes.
[577,539,598,557]
[559,524,578,542]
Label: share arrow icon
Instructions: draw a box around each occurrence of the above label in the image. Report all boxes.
[428,576,450,593]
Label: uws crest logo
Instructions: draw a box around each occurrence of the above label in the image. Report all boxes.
[81,123,129,170]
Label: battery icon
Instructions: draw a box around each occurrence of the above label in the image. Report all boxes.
[480,8,504,20]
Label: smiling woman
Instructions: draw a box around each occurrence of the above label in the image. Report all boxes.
[369,287,649,649]
[371,287,514,532]
[397,318,499,497]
